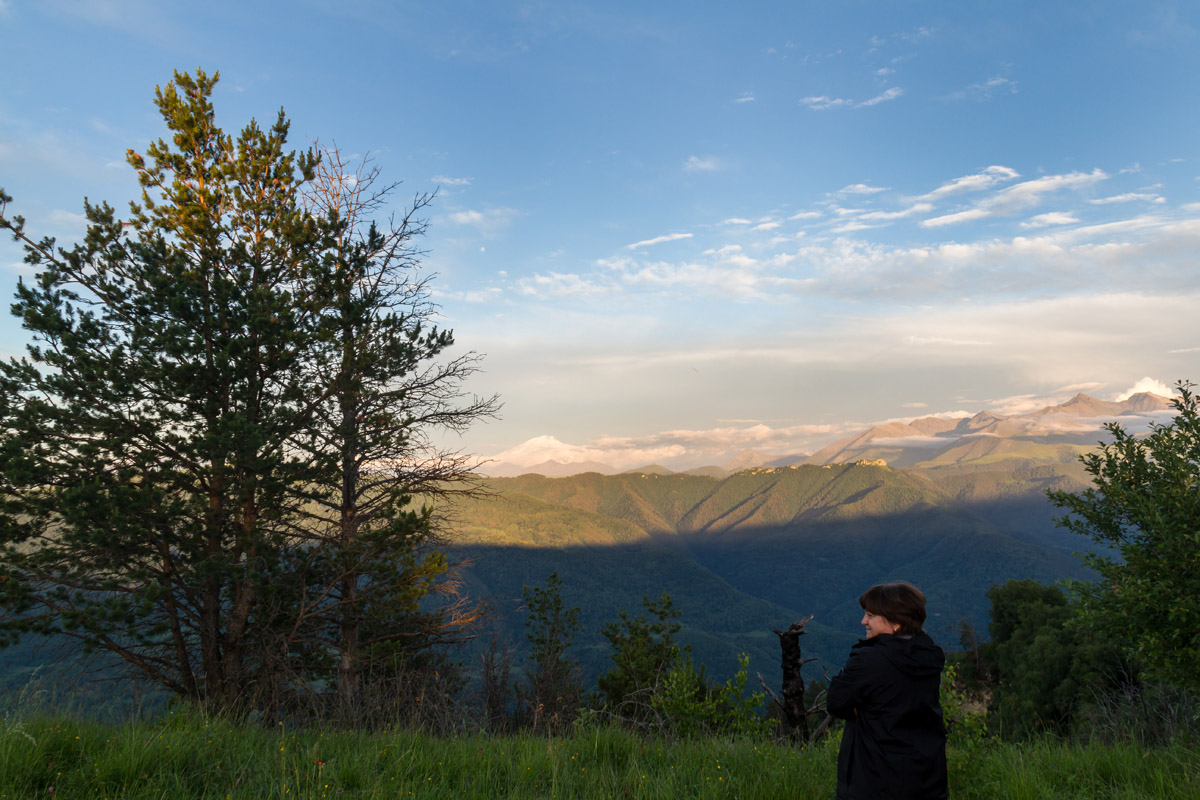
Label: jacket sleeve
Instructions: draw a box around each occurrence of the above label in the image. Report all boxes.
[827,648,869,720]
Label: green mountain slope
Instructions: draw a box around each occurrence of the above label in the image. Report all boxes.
[446,490,851,683]
[446,462,1090,685]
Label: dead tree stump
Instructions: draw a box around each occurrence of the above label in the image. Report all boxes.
[758,615,816,742]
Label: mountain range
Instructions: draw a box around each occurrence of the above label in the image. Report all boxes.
[449,392,1173,686]
[483,392,1174,478]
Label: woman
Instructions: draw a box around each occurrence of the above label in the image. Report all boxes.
[827,582,948,800]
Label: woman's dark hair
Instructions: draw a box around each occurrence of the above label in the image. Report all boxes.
[859,581,927,635]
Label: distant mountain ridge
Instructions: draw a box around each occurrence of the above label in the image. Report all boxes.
[481,392,1173,478]
[806,391,1172,467]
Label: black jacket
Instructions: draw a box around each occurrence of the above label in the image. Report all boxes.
[827,633,948,800]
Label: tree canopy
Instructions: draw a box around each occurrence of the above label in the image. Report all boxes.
[0,69,496,717]
[1047,381,1200,691]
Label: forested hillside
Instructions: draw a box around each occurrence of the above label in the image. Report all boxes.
[445,461,1090,684]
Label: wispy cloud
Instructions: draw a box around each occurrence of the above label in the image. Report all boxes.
[913,165,1020,202]
[734,92,755,103]
[43,0,180,44]
[1091,192,1165,205]
[627,232,694,249]
[584,207,1200,302]
[801,87,904,110]
[948,75,1018,102]
[922,169,1107,227]
[836,183,889,196]
[1020,212,1079,229]
[858,87,904,106]
[800,95,854,110]
[854,202,934,222]
[448,207,518,234]
[517,271,611,298]
[921,209,989,227]
[432,175,472,186]
[491,421,853,470]
[684,155,720,172]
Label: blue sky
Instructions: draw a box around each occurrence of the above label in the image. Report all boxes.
[2,1,1199,470]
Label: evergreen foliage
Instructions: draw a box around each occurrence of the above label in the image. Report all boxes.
[0,70,494,717]
[593,593,768,737]
[597,592,684,717]
[517,572,584,731]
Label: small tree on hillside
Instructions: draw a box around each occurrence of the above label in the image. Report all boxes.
[517,572,583,731]
[597,592,683,720]
[1047,381,1200,691]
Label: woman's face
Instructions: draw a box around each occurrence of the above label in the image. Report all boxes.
[861,609,899,639]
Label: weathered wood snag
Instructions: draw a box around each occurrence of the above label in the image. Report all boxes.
[758,615,817,742]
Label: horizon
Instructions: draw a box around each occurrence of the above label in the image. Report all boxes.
[2,2,1198,471]
[481,386,1181,474]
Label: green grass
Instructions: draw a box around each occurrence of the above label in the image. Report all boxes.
[1,711,1196,799]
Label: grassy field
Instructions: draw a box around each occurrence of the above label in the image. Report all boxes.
[1,710,1196,799]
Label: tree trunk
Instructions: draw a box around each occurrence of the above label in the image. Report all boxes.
[774,616,814,742]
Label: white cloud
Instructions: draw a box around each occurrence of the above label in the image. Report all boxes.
[1055,381,1107,394]
[448,207,517,234]
[722,218,753,225]
[921,208,989,227]
[517,271,611,298]
[47,209,89,234]
[855,202,934,222]
[991,169,1107,211]
[442,286,503,303]
[752,221,781,231]
[432,175,472,186]
[1112,377,1173,401]
[858,87,904,107]
[1020,212,1079,229]
[1090,192,1165,205]
[788,211,823,220]
[627,232,694,250]
[734,93,755,103]
[921,169,1107,227]
[836,183,888,196]
[491,421,852,470]
[561,205,1200,304]
[914,166,1020,203]
[801,95,853,110]
[832,221,876,233]
[41,0,181,44]
[684,155,720,172]
[949,76,1018,101]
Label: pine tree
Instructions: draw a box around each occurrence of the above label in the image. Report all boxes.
[0,70,493,714]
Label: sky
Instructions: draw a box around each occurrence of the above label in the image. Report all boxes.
[2,1,1199,472]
